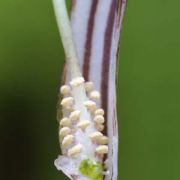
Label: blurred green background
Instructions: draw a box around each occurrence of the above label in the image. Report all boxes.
[0,0,180,180]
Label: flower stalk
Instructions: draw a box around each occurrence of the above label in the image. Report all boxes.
[53,0,127,180]
[53,0,80,78]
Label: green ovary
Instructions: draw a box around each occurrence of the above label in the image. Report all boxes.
[79,159,103,180]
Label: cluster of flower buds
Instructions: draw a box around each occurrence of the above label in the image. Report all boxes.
[58,76,108,158]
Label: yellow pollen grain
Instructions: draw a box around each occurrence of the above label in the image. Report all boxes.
[70,77,85,87]
[59,127,71,137]
[85,82,94,92]
[94,115,104,124]
[62,135,74,147]
[95,108,104,116]
[77,120,90,130]
[95,145,108,154]
[89,132,103,141]
[68,144,83,156]
[99,136,108,145]
[60,85,71,95]
[69,110,81,121]
[61,97,74,107]
[89,91,101,100]
[96,124,104,132]
[60,117,71,127]
[83,100,96,110]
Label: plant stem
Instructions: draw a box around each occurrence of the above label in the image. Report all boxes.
[53,0,81,78]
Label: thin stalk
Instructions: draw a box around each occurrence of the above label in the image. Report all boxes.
[53,0,80,78]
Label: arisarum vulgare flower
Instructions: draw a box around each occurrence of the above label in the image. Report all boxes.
[53,0,127,179]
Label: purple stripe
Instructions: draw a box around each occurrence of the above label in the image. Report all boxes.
[101,1,117,129]
[83,0,98,81]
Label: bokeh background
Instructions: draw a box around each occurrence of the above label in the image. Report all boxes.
[0,0,180,180]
